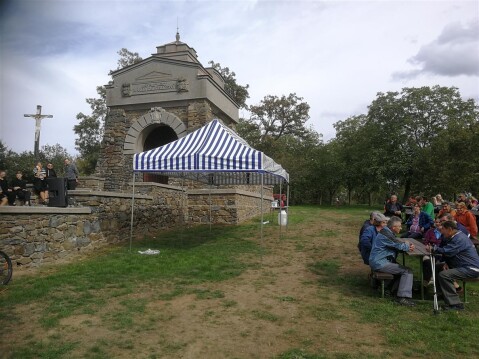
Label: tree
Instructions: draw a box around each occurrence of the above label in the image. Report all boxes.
[248,93,311,144]
[236,94,322,204]
[208,61,250,109]
[114,48,143,71]
[366,86,479,200]
[74,49,142,174]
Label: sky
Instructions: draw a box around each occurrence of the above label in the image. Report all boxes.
[1,0,478,156]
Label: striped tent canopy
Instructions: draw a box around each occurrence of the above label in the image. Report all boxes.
[133,119,289,185]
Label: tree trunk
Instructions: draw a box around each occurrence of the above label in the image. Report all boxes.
[402,178,412,204]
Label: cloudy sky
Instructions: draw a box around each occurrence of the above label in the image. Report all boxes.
[1,0,478,156]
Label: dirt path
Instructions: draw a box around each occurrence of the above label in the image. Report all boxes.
[4,209,394,358]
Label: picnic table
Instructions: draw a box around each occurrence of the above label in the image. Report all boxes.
[397,237,430,300]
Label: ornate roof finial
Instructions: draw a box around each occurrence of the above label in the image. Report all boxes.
[176,18,180,43]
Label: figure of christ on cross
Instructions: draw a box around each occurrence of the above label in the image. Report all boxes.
[24,105,53,159]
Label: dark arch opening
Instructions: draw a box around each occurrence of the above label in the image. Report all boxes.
[143,125,178,184]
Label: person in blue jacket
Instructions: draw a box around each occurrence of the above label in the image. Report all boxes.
[369,216,416,306]
[358,212,388,265]
[401,203,433,239]
[426,220,479,311]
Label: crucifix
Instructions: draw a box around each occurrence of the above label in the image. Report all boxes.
[24,105,53,159]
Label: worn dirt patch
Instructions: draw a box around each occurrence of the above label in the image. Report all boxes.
[2,210,395,358]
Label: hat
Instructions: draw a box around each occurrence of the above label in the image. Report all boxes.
[372,212,389,224]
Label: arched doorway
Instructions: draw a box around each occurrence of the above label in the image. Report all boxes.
[143,125,178,183]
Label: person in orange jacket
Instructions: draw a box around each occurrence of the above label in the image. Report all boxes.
[454,202,478,239]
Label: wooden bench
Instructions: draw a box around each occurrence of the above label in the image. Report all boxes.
[461,277,479,303]
[370,271,394,298]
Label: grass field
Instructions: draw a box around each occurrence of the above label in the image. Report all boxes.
[1,205,479,358]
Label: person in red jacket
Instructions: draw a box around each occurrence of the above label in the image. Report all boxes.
[454,202,478,239]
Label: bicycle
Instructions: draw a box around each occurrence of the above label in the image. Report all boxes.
[0,250,13,285]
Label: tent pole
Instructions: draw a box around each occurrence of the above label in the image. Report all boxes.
[209,182,212,233]
[260,173,264,250]
[279,181,282,239]
[181,176,185,246]
[129,171,136,252]
[286,182,290,233]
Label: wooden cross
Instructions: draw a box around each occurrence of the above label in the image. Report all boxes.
[24,105,53,159]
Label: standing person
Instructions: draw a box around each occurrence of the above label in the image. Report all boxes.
[454,202,478,239]
[0,170,15,206]
[64,158,79,190]
[384,194,403,218]
[369,216,416,306]
[427,220,479,311]
[46,162,57,178]
[11,171,31,206]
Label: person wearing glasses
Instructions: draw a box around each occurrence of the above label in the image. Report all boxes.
[369,216,416,307]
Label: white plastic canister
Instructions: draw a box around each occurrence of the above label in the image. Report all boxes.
[278,210,288,226]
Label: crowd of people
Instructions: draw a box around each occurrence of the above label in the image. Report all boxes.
[358,193,479,310]
[0,159,79,206]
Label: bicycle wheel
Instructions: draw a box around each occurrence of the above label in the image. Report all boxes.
[0,250,13,285]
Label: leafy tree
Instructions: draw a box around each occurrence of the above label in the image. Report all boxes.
[208,61,250,109]
[247,93,311,144]
[74,49,143,174]
[114,48,143,71]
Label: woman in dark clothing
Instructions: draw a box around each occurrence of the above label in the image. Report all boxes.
[33,162,48,204]
[11,171,31,206]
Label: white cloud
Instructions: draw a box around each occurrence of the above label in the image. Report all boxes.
[1,0,478,155]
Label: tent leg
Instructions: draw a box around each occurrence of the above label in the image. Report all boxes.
[260,173,264,245]
[286,183,290,233]
[129,172,136,252]
[279,181,282,239]
[209,183,212,232]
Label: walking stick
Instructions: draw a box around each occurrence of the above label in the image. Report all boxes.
[430,252,439,314]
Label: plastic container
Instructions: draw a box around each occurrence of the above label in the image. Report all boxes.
[278,210,288,226]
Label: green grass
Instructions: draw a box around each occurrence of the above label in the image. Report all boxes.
[2,205,479,359]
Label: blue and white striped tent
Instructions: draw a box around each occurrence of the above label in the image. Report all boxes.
[133,119,289,185]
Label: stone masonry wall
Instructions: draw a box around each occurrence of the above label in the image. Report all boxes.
[0,184,186,269]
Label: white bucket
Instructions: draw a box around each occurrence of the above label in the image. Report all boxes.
[278,210,288,226]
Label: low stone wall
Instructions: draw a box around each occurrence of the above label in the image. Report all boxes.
[0,184,185,269]
[0,182,272,269]
[188,187,273,224]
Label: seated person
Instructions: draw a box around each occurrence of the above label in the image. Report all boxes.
[437,201,456,219]
[33,162,49,205]
[369,216,416,306]
[384,194,403,218]
[401,203,433,239]
[422,218,443,286]
[359,211,377,239]
[433,194,444,207]
[0,169,15,206]
[11,170,31,206]
[358,212,388,265]
[454,202,478,239]
[418,196,435,218]
[427,220,479,311]
[440,213,469,238]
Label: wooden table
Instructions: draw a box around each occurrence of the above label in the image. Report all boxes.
[397,237,430,300]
